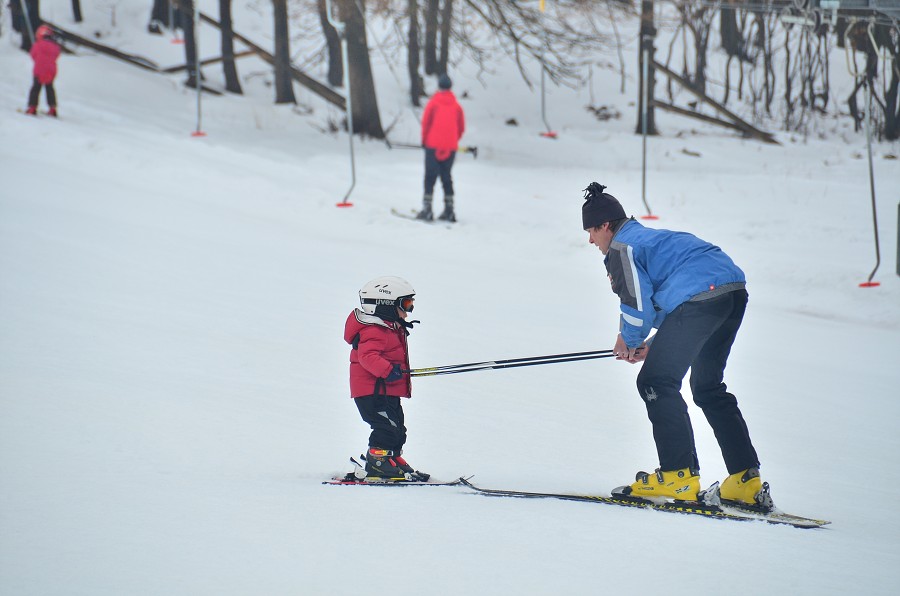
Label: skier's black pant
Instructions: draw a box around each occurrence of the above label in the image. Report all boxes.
[636,289,759,475]
[28,77,56,108]
[423,148,455,197]
[354,394,407,452]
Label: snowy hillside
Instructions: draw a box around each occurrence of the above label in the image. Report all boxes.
[1,2,899,595]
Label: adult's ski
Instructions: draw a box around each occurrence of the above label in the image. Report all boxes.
[458,478,829,529]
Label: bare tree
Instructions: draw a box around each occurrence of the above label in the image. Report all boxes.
[338,0,384,137]
[219,0,242,94]
[408,0,424,106]
[457,0,614,89]
[11,0,40,51]
[438,0,453,74]
[879,23,900,140]
[423,0,438,74]
[273,0,296,104]
[676,0,714,94]
[318,0,343,87]
[180,0,199,89]
[638,0,658,135]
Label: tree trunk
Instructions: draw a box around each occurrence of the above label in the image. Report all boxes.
[423,0,438,75]
[720,5,742,59]
[182,0,199,88]
[438,0,453,75]
[11,0,40,51]
[885,53,899,140]
[340,0,384,137]
[273,0,296,104]
[318,0,343,87]
[148,0,168,32]
[218,0,242,94]
[636,0,657,135]
[408,0,423,106]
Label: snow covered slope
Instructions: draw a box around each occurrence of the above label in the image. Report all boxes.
[1,2,899,595]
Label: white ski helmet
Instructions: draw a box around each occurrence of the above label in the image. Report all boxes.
[359,276,416,315]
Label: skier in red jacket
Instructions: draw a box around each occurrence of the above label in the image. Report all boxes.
[416,73,465,222]
[26,25,61,117]
[343,276,429,481]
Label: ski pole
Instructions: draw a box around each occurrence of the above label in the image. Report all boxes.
[386,142,478,158]
[408,353,616,377]
[405,349,614,375]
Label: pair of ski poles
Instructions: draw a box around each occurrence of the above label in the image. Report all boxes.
[404,349,616,377]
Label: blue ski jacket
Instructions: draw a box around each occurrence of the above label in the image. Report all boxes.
[604,219,746,348]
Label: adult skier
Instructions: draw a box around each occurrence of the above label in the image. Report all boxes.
[25,24,61,117]
[581,182,769,509]
[343,276,428,481]
[416,73,465,222]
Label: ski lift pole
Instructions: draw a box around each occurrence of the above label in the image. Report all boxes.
[539,59,557,138]
[326,0,356,208]
[846,19,880,287]
[191,2,206,137]
[640,37,658,220]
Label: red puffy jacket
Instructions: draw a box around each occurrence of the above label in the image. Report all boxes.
[421,90,465,161]
[30,38,60,85]
[344,310,411,398]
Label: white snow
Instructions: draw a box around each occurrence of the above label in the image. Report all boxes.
[1,2,899,595]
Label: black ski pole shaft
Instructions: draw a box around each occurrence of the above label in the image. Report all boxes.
[406,349,613,374]
[409,353,616,377]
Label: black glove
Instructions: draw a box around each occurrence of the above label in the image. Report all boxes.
[385,364,403,382]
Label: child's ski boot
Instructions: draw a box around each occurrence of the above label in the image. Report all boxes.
[363,448,409,480]
[394,453,430,482]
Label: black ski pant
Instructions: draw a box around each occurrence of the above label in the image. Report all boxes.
[635,289,759,475]
[354,394,407,452]
[423,148,455,197]
[28,77,56,108]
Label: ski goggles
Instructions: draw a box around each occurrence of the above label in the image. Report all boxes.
[397,296,415,313]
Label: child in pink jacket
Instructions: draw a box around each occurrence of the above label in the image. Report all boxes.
[344,276,429,481]
[26,25,61,117]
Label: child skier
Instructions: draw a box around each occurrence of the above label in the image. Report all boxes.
[26,24,61,117]
[343,276,429,481]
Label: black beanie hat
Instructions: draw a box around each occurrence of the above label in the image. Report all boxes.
[438,74,452,90]
[581,182,626,230]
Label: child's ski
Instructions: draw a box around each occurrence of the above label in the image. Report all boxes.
[322,476,466,487]
[323,456,465,486]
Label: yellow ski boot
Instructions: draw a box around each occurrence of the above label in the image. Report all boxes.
[614,468,700,501]
[720,467,774,511]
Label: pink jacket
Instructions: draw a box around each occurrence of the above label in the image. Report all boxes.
[31,38,60,84]
[344,310,411,398]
